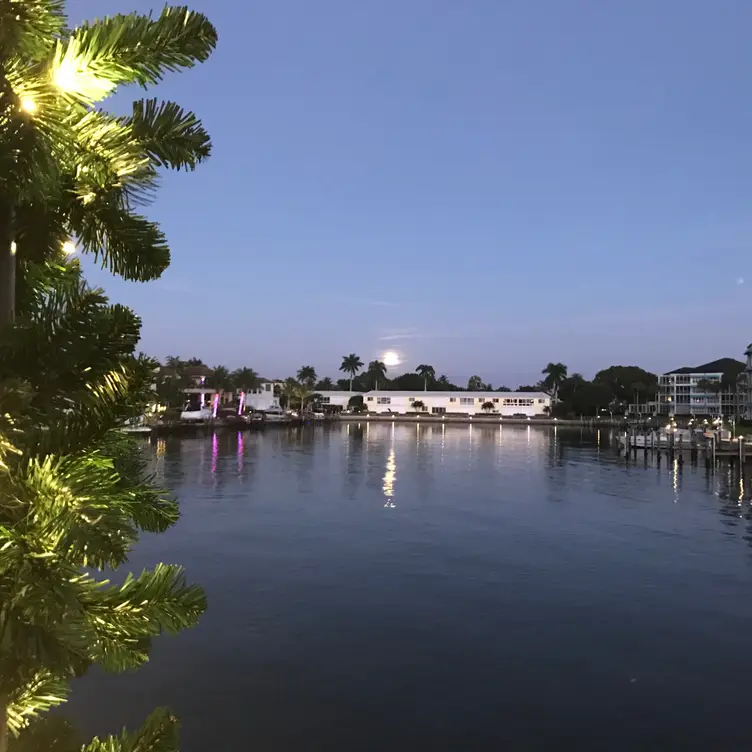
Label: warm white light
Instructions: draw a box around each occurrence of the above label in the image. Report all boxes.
[10,241,16,255]
[382,350,400,367]
[62,240,76,255]
[20,97,37,114]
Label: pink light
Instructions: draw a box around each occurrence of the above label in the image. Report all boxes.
[238,391,246,416]
[211,432,218,474]
[211,393,219,419]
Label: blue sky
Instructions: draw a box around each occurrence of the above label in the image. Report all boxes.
[69,0,752,386]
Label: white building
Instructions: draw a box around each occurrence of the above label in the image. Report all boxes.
[362,391,551,416]
[657,358,744,418]
[245,382,281,412]
[312,391,359,411]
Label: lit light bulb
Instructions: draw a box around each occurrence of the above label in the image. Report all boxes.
[62,240,76,255]
[20,97,37,114]
[10,241,17,255]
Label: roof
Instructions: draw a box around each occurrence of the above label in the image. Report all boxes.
[667,358,744,375]
[365,390,550,399]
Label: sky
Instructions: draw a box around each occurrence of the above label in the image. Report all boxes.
[68,0,752,387]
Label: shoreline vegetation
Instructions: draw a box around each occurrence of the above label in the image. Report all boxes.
[157,358,664,420]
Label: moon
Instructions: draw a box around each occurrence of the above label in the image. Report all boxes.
[382,350,401,367]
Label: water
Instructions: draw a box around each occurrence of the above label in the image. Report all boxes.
[68,423,752,750]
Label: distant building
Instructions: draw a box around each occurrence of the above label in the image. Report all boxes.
[362,391,551,416]
[658,358,745,418]
[312,391,359,411]
[245,381,281,412]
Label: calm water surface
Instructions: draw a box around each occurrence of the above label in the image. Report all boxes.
[69,424,752,750]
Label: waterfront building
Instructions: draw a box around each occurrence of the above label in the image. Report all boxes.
[311,390,360,411]
[362,390,551,416]
[657,358,745,418]
[245,381,282,412]
[180,365,214,409]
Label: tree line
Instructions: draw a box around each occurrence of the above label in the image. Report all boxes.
[159,355,662,418]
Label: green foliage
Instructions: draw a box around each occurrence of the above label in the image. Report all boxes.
[339,354,363,388]
[0,270,206,740]
[296,365,316,388]
[593,365,657,403]
[231,367,259,392]
[541,363,568,400]
[0,0,217,289]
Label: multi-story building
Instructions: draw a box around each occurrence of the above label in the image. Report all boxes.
[658,358,745,418]
[362,391,551,417]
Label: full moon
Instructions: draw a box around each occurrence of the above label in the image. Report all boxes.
[382,350,401,367]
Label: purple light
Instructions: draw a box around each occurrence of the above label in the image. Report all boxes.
[212,393,219,419]
[238,391,245,416]
[211,432,218,474]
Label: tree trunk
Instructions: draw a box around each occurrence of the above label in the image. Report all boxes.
[0,197,15,328]
[0,695,8,752]
[350,376,353,391]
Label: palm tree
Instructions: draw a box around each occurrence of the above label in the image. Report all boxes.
[231,367,260,392]
[211,365,231,391]
[437,374,450,388]
[165,355,183,370]
[542,362,568,401]
[296,383,313,414]
[340,353,363,391]
[467,375,483,391]
[316,376,334,390]
[297,365,317,388]
[416,364,435,391]
[412,399,426,412]
[280,377,299,411]
[482,401,495,413]
[368,360,387,390]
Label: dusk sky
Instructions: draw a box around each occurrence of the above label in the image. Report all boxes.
[70,0,752,387]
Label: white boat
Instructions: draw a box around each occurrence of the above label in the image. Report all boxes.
[180,404,213,422]
[261,407,288,423]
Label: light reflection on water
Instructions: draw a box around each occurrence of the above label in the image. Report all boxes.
[68,424,752,751]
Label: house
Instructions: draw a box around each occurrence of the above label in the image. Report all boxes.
[311,391,360,412]
[245,381,282,412]
[362,391,551,416]
[657,358,745,417]
[180,365,214,409]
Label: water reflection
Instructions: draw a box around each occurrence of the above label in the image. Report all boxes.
[383,448,396,507]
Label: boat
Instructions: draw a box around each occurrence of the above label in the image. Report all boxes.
[180,403,214,422]
[261,407,288,423]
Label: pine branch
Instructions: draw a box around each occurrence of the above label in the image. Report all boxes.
[129,99,211,170]
[82,708,179,752]
[56,6,217,97]
[0,1,66,61]
[6,670,68,736]
[70,198,169,281]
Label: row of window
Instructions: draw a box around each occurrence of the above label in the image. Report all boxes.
[368,396,543,406]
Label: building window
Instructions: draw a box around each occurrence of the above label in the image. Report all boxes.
[319,396,330,404]
[377,397,391,405]
[265,383,271,392]
[493,398,499,403]
[432,406,446,415]
[449,397,456,403]
[538,399,544,403]
[366,397,373,402]
[460,397,474,406]
[408,397,415,402]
